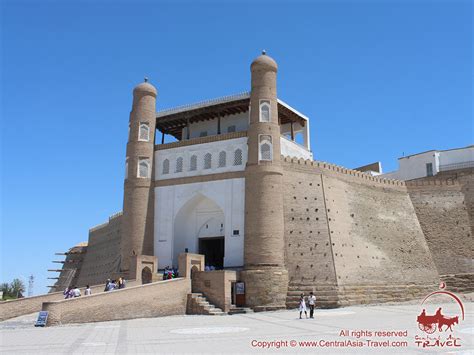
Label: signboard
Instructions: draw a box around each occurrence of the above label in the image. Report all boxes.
[35,311,48,327]
[235,282,245,307]
[235,282,245,294]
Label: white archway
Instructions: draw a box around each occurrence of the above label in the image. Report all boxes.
[173,193,224,267]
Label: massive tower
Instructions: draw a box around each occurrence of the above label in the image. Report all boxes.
[241,52,289,310]
[121,79,157,274]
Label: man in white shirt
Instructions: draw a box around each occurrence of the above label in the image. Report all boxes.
[308,292,316,319]
[72,286,81,298]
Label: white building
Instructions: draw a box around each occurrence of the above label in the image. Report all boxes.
[153,92,312,269]
[382,145,474,181]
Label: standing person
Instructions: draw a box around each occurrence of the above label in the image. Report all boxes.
[308,292,316,319]
[299,293,308,319]
[84,285,91,296]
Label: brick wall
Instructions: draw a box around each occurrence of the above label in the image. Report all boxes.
[0,282,136,321]
[407,173,473,275]
[75,213,123,287]
[42,278,190,326]
[282,158,440,307]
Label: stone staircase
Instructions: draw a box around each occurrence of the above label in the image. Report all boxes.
[286,283,440,308]
[441,274,474,294]
[286,284,339,309]
[228,306,254,315]
[186,293,226,316]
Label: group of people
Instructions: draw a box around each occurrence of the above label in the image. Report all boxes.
[63,285,91,299]
[63,277,126,299]
[298,292,317,319]
[163,266,179,280]
[204,265,217,271]
[104,277,126,291]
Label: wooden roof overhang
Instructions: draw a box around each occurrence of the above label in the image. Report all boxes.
[156,94,307,140]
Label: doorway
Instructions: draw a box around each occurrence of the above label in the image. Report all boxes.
[199,236,224,269]
[141,267,152,284]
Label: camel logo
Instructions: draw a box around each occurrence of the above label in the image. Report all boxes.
[414,283,465,348]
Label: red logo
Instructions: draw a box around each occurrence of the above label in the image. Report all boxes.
[414,283,465,348]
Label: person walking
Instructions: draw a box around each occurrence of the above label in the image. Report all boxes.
[299,293,308,319]
[308,292,316,318]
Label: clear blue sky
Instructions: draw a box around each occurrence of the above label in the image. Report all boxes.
[1,0,472,295]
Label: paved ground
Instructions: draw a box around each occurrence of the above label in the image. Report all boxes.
[0,300,472,354]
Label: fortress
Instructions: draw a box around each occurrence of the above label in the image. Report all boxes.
[50,52,473,312]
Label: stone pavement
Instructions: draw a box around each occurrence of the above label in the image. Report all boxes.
[0,300,472,354]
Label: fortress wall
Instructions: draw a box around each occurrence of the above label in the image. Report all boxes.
[282,168,339,308]
[282,158,439,307]
[282,169,336,285]
[321,171,439,286]
[75,212,123,287]
[407,176,473,276]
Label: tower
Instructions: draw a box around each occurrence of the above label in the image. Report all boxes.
[241,52,289,310]
[121,79,157,275]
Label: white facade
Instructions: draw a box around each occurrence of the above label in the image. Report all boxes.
[155,137,248,180]
[280,136,313,160]
[182,112,249,139]
[154,178,245,269]
[382,145,474,180]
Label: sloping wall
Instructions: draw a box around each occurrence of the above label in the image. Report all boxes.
[74,213,123,287]
[282,158,440,307]
[51,243,87,292]
[407,171,473,276]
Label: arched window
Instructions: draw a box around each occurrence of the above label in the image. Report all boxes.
[162,159,170,175]
[139,122,150,141]
[125,157,129,179]
[138,158,150,178]
[175,157,183,173]
[259,100,271,122]
[218,151,226,168]
[234,149,243,166]
[204,153,212,169]
[190,155,197,171]
[259,135,273,161]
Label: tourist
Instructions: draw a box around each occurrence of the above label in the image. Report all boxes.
[299,293,308,319]
[107,280,117,291]
[72,286,81,297]
[308,292,316,319]
[63,286,72,299]
[84,285,91,296]
[104,279,111,292]
[118,277,125,289]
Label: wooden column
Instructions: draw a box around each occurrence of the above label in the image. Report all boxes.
[217,115,221,135]
[161,131,165,144]
[186,118,190,140]
[290,121,295,141]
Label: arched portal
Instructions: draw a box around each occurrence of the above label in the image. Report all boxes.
[173,193,225,268]
[141,267,152,284]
